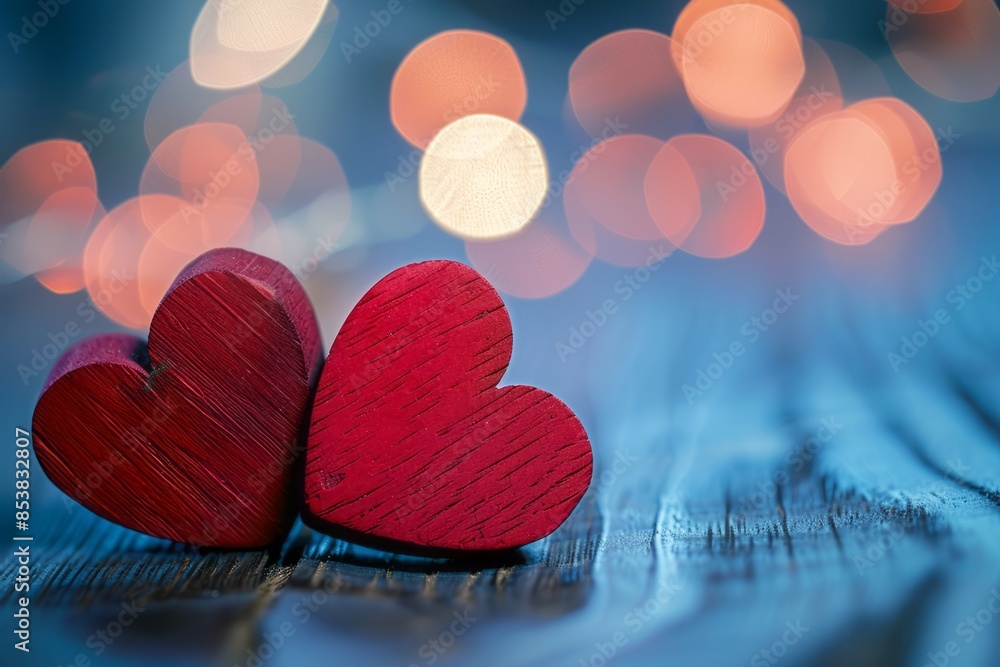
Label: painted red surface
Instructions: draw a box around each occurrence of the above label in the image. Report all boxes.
[32,248,322,548]
[305,260,593,554]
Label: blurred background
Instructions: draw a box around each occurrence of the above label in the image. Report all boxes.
[2,0,1000,665]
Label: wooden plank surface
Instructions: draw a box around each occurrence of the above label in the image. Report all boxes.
[5,362,1000,666]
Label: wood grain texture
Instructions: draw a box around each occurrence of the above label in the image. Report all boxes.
[5,359,1000,667]
[31,248,322,549]
[304,260,593,553]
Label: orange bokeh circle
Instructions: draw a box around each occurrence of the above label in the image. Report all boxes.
[390,30,527,148]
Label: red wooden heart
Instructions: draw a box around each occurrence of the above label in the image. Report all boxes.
[32,248,322,548]
[304,260,593,553]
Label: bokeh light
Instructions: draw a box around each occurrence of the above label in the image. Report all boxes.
[145,61,263,152]
[672,0,803,70]
[198,92,307,216]
[391,30,527,148]
[140,122,260,251]
[140,195,251,256]
[886,0,964,13]
[658,134,765,258]
[0,1,958,338]
[786,112,898,224]
[641,142,703,239]
[29,188,106,294]
[747,90,843,194]
[84,197,159,330]
[0,140,98,286]
[464,212,591,299]
[83,192,281,329]
[568,29,697,139]
[564,179,674,268]
[0,140,97,225]
[570,134,670,241]
[258,136,349,222]
[886,0,1000,103]
[675,0,805,127]
[190,0,330,89]
[419,114,547,240]
[818,40,890,102]
[784,111,896,245]
[198,91,297,144]
[851,98,941,225]
[795,38,842,101]
[136,202,279,315]
[747,40,845,193]
[261,2,339,87]
[788,183,888,246]
[260,135,352,269]
[784,97,942,245]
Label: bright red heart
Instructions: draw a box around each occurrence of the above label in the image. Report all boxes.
[32,248,322,548]
[304,260,593,553]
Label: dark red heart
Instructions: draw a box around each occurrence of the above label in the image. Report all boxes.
[304,260,593,553]
[32,248,322,548]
